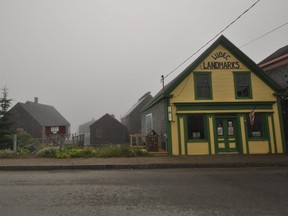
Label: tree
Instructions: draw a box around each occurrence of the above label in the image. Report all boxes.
[0,86,13,149]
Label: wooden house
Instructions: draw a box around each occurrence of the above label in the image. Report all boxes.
[259,45,288,149]
[121,92,153,134]
[90,113,129,145]
[142,35,285,155]
[8,98,70,139]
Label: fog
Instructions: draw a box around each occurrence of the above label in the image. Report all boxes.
[1,0,288,132]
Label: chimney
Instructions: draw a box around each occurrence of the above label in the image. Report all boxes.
[34,97,38,103]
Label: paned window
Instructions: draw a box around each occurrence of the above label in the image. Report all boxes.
[234,73,252,98]
[194,73,212,99]
[187,114,205,140]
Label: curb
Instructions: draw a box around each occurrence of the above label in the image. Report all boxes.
[1,162,288,171]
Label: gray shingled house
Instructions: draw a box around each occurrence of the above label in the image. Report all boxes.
[90,113,129,145]
[121,92,152,134]
[259,45,288,148]
[8,98,70,139]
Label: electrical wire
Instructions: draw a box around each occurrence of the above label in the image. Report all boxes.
[163,0,261,79]
[240,22,288,48]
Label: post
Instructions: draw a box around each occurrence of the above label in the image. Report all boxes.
[13,134,17,153]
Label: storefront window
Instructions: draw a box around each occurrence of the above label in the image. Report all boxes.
[187,114,205,140]
[246,113,265,138]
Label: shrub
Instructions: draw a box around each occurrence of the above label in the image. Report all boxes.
[0,149,15,158]
[36,147,59,158]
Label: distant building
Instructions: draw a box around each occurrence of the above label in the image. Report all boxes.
[121,92,152,134]
[259,45,288,91]
[8,98,70,139]
[78,119,95,145]
[90,113,129,145]
[259,45,288,149]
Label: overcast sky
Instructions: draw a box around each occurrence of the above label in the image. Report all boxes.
[1,0,288,133]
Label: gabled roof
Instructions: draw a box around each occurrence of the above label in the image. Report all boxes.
[90,113,126,129]
[143,35,282,111]
[18,101,70,127]
[259,45,288,65]
[122,92,152,118]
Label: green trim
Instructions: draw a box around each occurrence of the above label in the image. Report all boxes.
[277,97,286,153]
[183,115,188,155]
[236,114,243,154]
[269,114,276,153]
[177,115,182,155]
[194,72,213,100]
[175,102,274,111]
[207,114,212,154]
[212,115,219,154]
[243,115,250,154]
[233,72,253,99]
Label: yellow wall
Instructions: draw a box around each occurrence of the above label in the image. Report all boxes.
[249,141,270,154]
[170,45,276,104]
[187,142,209,155]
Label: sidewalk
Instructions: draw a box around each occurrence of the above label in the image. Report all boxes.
[0,154,288,171]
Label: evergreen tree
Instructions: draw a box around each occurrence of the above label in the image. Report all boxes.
[0,86,13,149]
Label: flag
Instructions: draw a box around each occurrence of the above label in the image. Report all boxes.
[249,108,255,126]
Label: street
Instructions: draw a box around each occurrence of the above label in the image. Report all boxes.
[0,168,287,216]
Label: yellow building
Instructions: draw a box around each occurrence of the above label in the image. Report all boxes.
[142,36,285,155]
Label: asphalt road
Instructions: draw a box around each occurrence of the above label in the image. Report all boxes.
[0,168,287,216]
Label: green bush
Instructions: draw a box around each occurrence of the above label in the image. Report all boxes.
[36,147,59,158]
[0,148,30,158]
[0,149,15,158]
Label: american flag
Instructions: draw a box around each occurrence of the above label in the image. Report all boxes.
[249,108,255,126]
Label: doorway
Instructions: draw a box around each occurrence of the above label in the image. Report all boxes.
[215,117,239,153]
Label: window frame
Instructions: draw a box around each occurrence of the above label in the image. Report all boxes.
[186,114,207,141]
[246,112,268,140]
[145,113,153,134]
[194,72,213,100]
[233,72,253,99]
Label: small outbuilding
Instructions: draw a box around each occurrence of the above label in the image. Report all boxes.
[90,113,129,145]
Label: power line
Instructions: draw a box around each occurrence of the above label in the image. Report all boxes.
[240,22,288,48]
[163,0,261,79]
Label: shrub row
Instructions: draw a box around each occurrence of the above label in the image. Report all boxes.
[35,145,150,158]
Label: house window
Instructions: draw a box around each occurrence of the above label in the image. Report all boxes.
[145,113,153,134]
[96,128,102,138]
[246,113,265,139]
[234,72,252,98]
[194,73,212,99]
[187,114,205,140]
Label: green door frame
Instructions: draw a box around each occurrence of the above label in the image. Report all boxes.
[214,116,240,154]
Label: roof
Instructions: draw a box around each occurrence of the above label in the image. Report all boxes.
[19,101,70,127]
[259,45,288,65]
[143,35,282,112]
[122,92,152,118]
[90,113,126,129]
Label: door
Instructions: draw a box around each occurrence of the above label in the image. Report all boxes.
[216,118,238,153]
